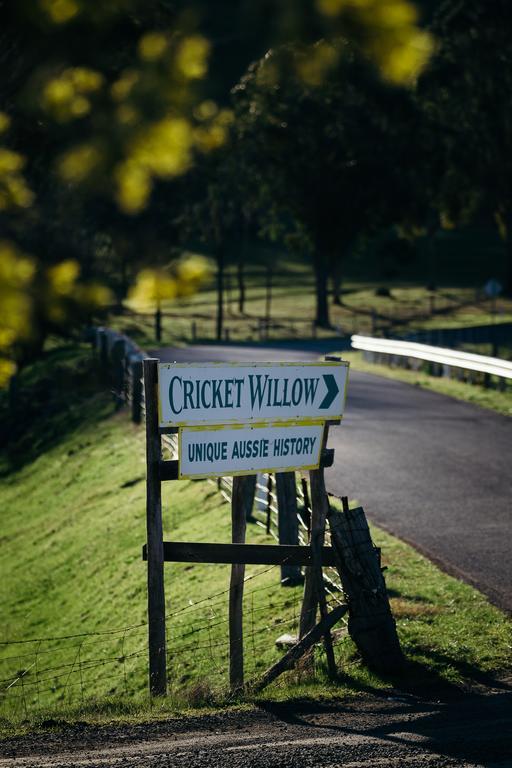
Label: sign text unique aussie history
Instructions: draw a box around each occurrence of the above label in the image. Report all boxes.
[179,423,324,479]
[158,361,349,428]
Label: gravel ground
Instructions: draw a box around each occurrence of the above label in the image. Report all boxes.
[1,688,512,768]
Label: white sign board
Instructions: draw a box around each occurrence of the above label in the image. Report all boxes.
[179,423,324,479]
[158,361,348,427]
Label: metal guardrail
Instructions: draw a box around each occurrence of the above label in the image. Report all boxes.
[351,334,512,381]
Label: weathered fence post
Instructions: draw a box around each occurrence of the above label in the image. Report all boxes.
[97,327,108,375]
[275,472,302,585]
[230,475,249,691]
[143,358,167,696]
[111,338,126,409]
[155,304,162,343]
[266,473,273,534]
[131,356,143,424]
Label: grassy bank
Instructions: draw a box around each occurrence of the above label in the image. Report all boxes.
[342,350,512,417]
[0,345,510,736]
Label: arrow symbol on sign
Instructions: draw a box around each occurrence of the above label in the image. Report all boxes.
[319,374,339,410]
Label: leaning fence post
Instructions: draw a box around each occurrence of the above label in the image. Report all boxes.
[275,472,302,585]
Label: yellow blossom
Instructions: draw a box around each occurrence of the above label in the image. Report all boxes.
[40,0,79,24]
[0,358,16,388]
[176,35,210,79]
[111,70,139,101]
[115,161,152,214]
[138,32,168,62]
[47,260,80,296]
[58,144,102,182]
[295,42,339,86]
[129,268,177,309]
[194,100,218,121]
[176,254,213,295]
[0,113,10,134]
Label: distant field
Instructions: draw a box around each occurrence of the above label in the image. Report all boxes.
[109,263,512,349]
[0,345,510,734]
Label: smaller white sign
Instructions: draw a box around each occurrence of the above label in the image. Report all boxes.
[179,423,324,479]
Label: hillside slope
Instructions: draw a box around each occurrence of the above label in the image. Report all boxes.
[0,344,510,731]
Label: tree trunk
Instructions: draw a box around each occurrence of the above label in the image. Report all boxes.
[238,237,247,315]
[216,245,224,341]
[331,263,342,306]
[313,255,330,328]
[505,214,512,296]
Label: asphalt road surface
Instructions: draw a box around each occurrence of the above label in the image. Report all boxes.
[2,692,511,767]
[154,343,512,613]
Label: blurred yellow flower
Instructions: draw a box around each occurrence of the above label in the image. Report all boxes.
[0,358,16,388]
[117,104,138,125]
[378,30,434,84]
[0,243,35,287]
[75,282,113,308]
[47,259,80,296]
[0,243,35,379]
[139,32,168,62]
[58,143,102,183]
[42,68,103,122]
[176,35,210,79]
[295,42,339,86]
[0,152,34,210]
[314,0,432,86]
[194,100,218,121]
[111,70,139,101]
[115,161,152,214]
[176,254,213,295]
[0,113,10,134]
[0,149,25,175]
[131,117,193,177]
[194,124,227,152]
[129,268,178,309]
[69,68,104,92]
[40,0,79,24]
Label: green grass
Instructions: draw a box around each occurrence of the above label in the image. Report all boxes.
[342,351,512,417]
[108,258,512,349]
[0,344,510,736]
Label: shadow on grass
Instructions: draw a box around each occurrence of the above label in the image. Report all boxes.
[0,343,116,477]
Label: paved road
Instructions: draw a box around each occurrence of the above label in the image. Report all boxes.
[154,343,512,613]
[2,691,512,767]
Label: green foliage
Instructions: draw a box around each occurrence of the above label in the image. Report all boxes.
[231,42,431,326]
[418,0,512,289]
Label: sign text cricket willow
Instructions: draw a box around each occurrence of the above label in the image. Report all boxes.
[158,361,349,427]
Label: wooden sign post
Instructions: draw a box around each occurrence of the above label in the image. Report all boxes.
[142,356,349,695]
[143,358,167,697]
